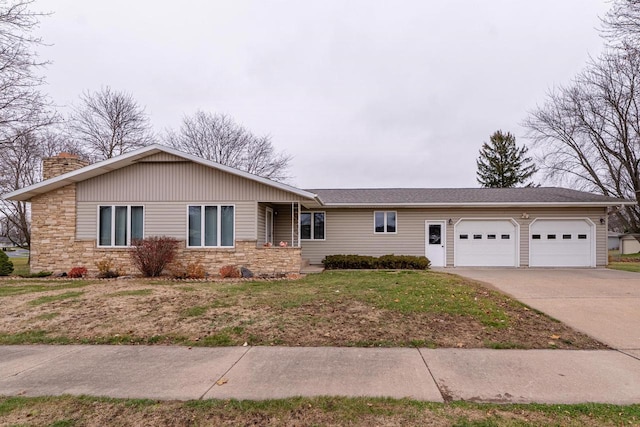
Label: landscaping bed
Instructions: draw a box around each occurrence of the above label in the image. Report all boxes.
[0,270,605,349]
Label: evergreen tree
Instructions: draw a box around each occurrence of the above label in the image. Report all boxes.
[0,251,14,276]
[476,130,537,188]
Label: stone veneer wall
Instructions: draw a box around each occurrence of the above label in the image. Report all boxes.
[30,183,302,276]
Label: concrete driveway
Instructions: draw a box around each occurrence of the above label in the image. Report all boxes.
[451,268,640,354]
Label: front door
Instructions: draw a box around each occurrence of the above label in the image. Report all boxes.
[426,221,446,267]
[265,207,274,245]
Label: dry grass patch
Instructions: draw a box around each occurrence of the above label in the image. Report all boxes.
[0,396,638,427]
[0,271,606,349]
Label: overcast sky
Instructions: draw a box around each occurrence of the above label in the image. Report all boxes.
[36,0,610,189]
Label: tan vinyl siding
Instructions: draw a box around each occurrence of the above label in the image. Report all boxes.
[301,207,607,266]
[138,152,186,162]
[274,205,294,245]
[77,201,257,241]
[77,161,307,202]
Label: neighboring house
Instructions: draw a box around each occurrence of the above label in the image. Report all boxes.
[2,144,635,275]
[608,232,622,250]
[620,234,640,255]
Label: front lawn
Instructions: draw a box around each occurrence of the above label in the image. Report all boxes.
[0,270,604,349]
[608,250,640,272]
[1,395,638,427]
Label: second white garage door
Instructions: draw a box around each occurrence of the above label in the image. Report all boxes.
[455,219,518,267]
[530,219,594,267]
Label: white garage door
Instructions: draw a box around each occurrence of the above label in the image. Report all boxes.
[455,220,518,267]
[530,219,594,267]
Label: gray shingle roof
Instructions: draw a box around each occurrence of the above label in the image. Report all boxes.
[305,187,632,206]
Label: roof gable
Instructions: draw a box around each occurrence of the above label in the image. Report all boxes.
[3,144,319,202]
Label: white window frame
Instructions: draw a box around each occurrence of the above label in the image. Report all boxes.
[373,211,397,234]
[186,204,236,248]
[300,211,326,241]
[96,205,145,247]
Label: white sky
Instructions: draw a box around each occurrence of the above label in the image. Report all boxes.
[35,0,610,189]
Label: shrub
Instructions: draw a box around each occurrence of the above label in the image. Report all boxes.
[68,266,88,278]
[129,236,179,277]
[19,271,53,278]
[322,254,430,270]
[219,265,241,278]
[0,251,14,276]
[95,258,119,278]
[170,262,206,279]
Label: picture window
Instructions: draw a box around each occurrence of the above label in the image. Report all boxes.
[188,205,234,247]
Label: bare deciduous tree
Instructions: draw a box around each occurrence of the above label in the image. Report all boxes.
[524,47,640,232]
[0,129,84,248]
[602,0,640,43]
[0,0,54,143]
[164,111,291,182]
[68,86,154,160]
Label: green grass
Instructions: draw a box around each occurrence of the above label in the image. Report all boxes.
[0,395,638,426]
[608,262,640,272]
[181,305,209,317]
[8,256,29,276]
[223,270,512,328]
[0,280,90,297]
[28,291,84,306]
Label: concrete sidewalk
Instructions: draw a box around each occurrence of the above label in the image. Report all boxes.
[1,345,640,404]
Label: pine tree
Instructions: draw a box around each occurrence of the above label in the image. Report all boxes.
[476,130,537,188]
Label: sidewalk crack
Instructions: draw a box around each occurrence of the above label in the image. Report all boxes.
[417,348,451,403]
[199,346,252,400]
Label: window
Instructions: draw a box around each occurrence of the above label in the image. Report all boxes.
[301,212,325,240]
[532,234,541,240]
[487,234,496,240]
[374,211,396,233]
[188,205,234,247]
[473,234,482,240]
[547,234,556,240]
[578,234,587,240]
[459,234,469,240]
[98,205,143,247]
[563,234,572,240]
[501,234,510,240]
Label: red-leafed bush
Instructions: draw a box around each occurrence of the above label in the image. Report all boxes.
[68,266,88,278]
[219,265,241,278]
[129,236,179,277]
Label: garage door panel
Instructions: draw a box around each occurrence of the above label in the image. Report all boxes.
[530,219,593,267]
[455,220,517,267]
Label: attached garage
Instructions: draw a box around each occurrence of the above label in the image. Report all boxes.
[454,219,518,267]
[529,219,595,267]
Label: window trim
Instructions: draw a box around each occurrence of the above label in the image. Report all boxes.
[186,204,236,248]
[373,211,398,234]
[300,211,326,241]
[96,205,145,248]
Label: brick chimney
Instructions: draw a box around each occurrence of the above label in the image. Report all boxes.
[42,153,90,180]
